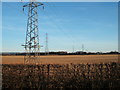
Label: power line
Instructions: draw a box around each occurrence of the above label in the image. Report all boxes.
[5,2,75,53]
[4,2,27,16]
[5,2,75,44]
[41,8,75,45]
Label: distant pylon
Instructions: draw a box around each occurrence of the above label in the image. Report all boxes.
[72,45,74,53]
[45,33,49,55]
[82,44,84,52]
[22,2,44,64]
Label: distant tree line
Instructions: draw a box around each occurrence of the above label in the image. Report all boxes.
[1,51,119,56]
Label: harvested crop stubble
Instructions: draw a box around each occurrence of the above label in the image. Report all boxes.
[2,62,120,89]
[1,54,118,64]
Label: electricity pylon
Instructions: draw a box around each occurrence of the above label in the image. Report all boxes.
[72,45,74,53]
[22,2,44,64]
[45,33,49,55]
[82,44,84,52]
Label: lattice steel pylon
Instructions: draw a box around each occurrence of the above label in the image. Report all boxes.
[45,33,49,55]
[22,2,44,64]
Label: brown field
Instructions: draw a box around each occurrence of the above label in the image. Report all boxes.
[2,54,120,89]
[1,54,118,64]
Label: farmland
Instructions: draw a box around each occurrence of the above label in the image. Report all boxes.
[1,54,118,64]
[2,63,120,89]
[2,54,120,89]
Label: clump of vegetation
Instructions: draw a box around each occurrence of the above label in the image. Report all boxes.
[2,62,120,89]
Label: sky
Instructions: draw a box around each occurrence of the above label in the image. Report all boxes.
[1,0,120,2]
[2,2,118,52]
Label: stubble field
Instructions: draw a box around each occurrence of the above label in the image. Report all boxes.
[2,54,120,89]
[1,54,118,64]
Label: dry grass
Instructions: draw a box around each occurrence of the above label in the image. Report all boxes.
[1,54,118,64]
